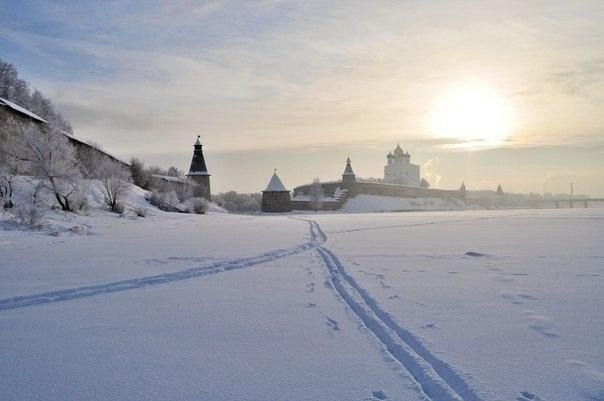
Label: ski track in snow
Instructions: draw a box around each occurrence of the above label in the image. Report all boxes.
[1,216,488,401]
[0,220,325,312]
[311,220,486,401]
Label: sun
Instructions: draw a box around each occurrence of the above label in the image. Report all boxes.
[428,82,515,147]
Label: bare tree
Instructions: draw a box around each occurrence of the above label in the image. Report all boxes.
[97,156,131,213]
[2,119,82,211]
[0,155,18,208]
[309,177,323,212]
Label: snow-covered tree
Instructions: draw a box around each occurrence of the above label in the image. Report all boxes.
[2,118,82,211]
[97,156,131,213]
[166,166,183,178]
[309,178,323,212]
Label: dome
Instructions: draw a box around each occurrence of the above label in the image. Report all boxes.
[393,143,404,156]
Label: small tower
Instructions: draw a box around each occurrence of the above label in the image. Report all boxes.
[261,170,291,213]
[460,181,467,200]
[341,157,356,192]
[186,135,211,201]
[496,184,504,195]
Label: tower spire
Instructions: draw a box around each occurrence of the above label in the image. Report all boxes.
[186,135,211,200]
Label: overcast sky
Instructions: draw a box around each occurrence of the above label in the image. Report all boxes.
[2,1,603,195]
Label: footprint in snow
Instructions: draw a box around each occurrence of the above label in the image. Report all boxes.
[420,323,437,329]
[388,295,400,300]
[305,283,315,293]
[305,303,317,308]
[465,251,489,257]
[517,390,543,400]
[523,311,559,338]
[371,390,388,399]
[320,313,341,332]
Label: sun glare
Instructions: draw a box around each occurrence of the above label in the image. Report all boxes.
[428,82,515,148]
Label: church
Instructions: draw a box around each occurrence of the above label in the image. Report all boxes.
[272,143,464,212]
[384,144,421,186]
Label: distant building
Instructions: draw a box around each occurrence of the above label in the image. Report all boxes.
[384,143,420,186]
[186,135,211,201]
[291,146,464,211]
[261,171,291,213]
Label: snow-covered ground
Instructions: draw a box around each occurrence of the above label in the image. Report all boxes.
[341,194,466,213]
[1,208,602,401]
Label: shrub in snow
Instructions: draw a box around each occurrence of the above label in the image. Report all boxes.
[14,204,47,229]
[181,197,208,214]
[69,186,90,213]
[134,207,148,217]
[113,201,126,214]
[146,190,181,213]
[68,225,88,235]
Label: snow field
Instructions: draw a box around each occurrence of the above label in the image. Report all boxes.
[0,208,602,400]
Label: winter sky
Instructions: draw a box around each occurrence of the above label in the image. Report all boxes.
[1,1,603,195]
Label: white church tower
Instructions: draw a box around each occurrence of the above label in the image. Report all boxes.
[383,143,421,186]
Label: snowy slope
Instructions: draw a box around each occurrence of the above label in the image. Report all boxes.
[0,209,602,400]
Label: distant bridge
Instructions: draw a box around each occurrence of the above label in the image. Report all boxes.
[539,198,604,209]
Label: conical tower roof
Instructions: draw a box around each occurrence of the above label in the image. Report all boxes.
[393,143,404,156]
[187,135,209,176]
[263,171,288,192]
[343,157,355,175]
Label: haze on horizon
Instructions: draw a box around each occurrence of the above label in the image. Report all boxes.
[1,1,603,195]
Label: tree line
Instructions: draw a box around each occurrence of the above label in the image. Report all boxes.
[1,59,72,134]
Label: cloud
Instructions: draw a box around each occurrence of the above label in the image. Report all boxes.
[2,1,604,193]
